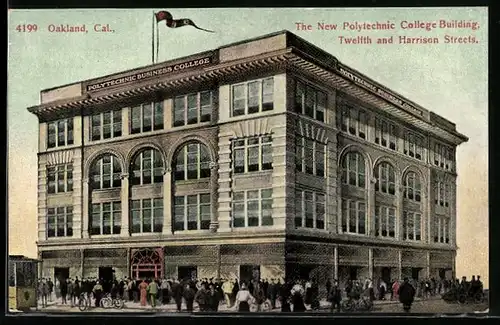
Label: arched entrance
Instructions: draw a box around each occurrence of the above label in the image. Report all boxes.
[131,248,164,280]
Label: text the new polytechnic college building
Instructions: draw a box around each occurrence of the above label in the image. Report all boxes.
[28,30,468,290]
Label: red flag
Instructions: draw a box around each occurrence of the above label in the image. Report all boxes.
[155,10,214,33]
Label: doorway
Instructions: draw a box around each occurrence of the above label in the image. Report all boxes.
[178,266,197,281]
[381,267,392,284]
[411,267,422,280]
[239,265,260,283]
[98,267,114,282]
[54,267,69,284]
[439,268,446,280]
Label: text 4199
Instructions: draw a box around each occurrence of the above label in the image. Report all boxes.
[16,24,38,32]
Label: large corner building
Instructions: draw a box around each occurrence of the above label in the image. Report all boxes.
[28,30,468,288]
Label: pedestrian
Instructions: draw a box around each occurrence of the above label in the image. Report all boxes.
[234,283,254,312]
[147,278,159,308]
[171,279,183,312]
[391,280,400,301]
[47,278,53,302]
[183,283,196,312]
[73,278,81,306]
[60,278,68,305]
[398,278,416,312]
[38,278,48,308]
[379,280,387,300]
[267,279,277,309]
[67,279,74,307]
[207,284,221,312]
[222,278,234,307]
[290,280,306,312]
[280,281,292,312]
[92,280,104,307]
[138,279,148,306]
[161,278,170,304]
[195,283,209,311]
[328,279,342,313]
[310,280,320,310]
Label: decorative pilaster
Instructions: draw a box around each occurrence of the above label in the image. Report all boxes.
[126,248,131,278]
[368,177,376,236]
[120,173,130,236]
[82,179,89,238]
[425,251,431,278]
[333,245,339,280]
[162,167,172,234]
[209,162,219,232]
[397,250,402,280]
[399,187,405,241]
[216,134,232,232]
[368,248,373,279]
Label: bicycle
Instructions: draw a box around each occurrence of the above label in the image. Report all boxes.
[78,293,90,311]
[341,296,373,312]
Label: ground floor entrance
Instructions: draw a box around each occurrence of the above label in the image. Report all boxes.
[54,267,69,284]
[239,265,261,283]
[178,266,197,281]
[130,248,164,280]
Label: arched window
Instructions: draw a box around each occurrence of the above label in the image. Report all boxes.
[375,162,396,195]
[403,171,422,202]
[130,149,164,186]
[174,142,211,181]
[341,152,365,188]
[90,154,122,189]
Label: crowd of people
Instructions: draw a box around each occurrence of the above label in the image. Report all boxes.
[36,274,484,312]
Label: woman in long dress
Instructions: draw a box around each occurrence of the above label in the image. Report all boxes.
[234,283,254,312]
[139,279,149,306]
[290,280,306,312]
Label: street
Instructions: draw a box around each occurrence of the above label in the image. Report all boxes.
[25,297,488,314]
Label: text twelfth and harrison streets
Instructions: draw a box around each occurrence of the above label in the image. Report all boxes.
[295,20,480,44]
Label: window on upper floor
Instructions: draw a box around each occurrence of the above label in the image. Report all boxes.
[374,162,396,195]
[47,118,74,149]
[174,143,210,181]
[294,80,326,122]
[130,198,163,233]
[130,101,164,134]
[341,152,366,188]
[173,193,211,231]
[295,135,325,177]
[91,109,122,141]
[433,142,453,171]
[130,149,164,185]
[173,91,213,127]
[434,216,450,244]
[375,206,396,238]
[403,132,424,160]
[341,198,366,235]
[232,189,273,227]
[295,190,325,229]
[403,211,421,241]
[375,117,397,150]
[232,135,272,174]
[403,172,422,202]
[91,155,122,190]
[47,164,73,194]
[232,77,274,117]
[435,180,450,207]
[340,105,367,140]
[90,201,121,235]
[47,206,73,238]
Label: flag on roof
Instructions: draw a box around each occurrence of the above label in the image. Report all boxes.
[155,10,214,33]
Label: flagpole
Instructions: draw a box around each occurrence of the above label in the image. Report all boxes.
[156,19,160,63]
[151,11,155,64]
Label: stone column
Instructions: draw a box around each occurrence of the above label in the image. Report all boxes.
[334,245,339,280]
[80,249,84,278]
[82,179,89,238]
[126,248,131,278]
[209,162,219,232]
[397,250,402,280]
[162,168,172,234]
[425,251,431,278]
[368,248,374,279]
[120,173,130,236]
[216,245,221,279]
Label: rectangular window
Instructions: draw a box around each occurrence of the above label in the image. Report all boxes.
[47,206,73,238]
[341,198,366,235]
[296,191,326,230]
[231,77,274,116]
[90,109,122,141]
[404,132,424,160]
[130,101,164,134]
[375,117,397,150]
[295,135,326,178]
[403,211,421,241]
[173,194,211,231]
[375,206,396,238]
[295,80,327,122]
[231,189,273,227]
[232,135,273,174]
[47,164,73,194]
[340,104,367,140]
[130,198,163,233]
[90,202,121,235]
[47,118,73,148]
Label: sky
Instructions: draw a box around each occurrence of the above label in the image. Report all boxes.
[7,8,488,287]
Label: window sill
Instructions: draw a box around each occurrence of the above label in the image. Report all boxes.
[46,192,73,198]
[130,232,163,237]
[233,170,273,179]
[230,225,276,231]
[172,229,212,235]
[89,234,123,239]
[44,143,80,153]
[171,121,212,131]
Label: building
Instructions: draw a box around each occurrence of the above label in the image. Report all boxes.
[28,30,467,289]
